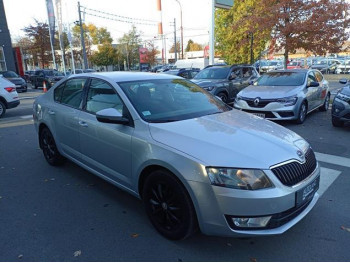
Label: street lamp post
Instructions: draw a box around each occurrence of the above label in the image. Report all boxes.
[174,0,183,60]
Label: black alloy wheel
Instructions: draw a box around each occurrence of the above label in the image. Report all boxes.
[217,92,228,103]
[143,170,198,240]
[296,101,307,124]
[40,127,65,166]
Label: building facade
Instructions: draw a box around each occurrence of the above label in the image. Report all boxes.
[0,0,15,72]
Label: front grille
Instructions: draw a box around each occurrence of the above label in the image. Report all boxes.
[242,109,276,118]
[271,148,317,186]
[241,97,276,108]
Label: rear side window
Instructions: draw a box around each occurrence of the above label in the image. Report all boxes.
[61,78,86,108]
[54,83,65,102]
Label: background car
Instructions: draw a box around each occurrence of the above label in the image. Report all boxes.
[23,70,35,83]
[259,60,284,73]
[33,72,320,240]
[310,59,341,74]
[191,64,260,104]
[0,75,20,118]
[31,69,65,89]
[234,69,330,124]
[0,70,27,92]
[287,60,307,69]
[332,79,350,127]
[335,60,350,74]
[162,68,199,79]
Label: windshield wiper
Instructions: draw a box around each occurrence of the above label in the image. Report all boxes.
[148,119,180,123]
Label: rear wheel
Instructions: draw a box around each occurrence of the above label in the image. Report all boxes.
[295,101,307,124]
[319,93,330,111]
[142,170,198,240]
[40,127,65,166]
[332,116,344,127]
[0,101,6,118]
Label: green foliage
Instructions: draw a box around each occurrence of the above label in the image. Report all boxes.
[90,44,119,67]
[185,39,203,52]
[118,26,143,69]
[215,0,270,64]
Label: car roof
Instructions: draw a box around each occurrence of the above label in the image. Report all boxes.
[267,69,311,73]
[67,71,182,82]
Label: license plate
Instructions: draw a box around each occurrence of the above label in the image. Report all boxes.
[296,176,320,207]
[252,113,265,118]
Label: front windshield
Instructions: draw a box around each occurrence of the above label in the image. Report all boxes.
[2,71,18,78]
[316,60,328,65]
[193,67,230,79]
[118,79,231,123]
[163,70,179,75]
[256,72,306,86]
[45,70,54,76]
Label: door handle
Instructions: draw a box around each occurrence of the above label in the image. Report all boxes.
[78,121,88,127]
[48,109,55,115]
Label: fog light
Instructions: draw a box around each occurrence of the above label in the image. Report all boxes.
[232,216,272,228]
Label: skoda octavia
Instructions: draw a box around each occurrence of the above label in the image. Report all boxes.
[33,72,320,240]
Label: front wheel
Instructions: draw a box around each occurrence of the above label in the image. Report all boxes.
[332,116,344,127]
[295,101,307,124]
[319,93,330,111]
[217,92,228,104]
[142,170,198,240]
[40,127,65,166]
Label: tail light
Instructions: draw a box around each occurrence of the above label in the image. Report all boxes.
[5,87,16,93]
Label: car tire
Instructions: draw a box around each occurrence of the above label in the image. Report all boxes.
[295,101,307,124]
[332,116,344,127]
[319,93,330,111]
[217,92,228,103]
[40,127,65,166]
[0,100,6,118]
[142,169,198,240]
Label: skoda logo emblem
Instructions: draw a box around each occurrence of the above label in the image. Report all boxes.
[297,150,304,159]
[254,97,260,106]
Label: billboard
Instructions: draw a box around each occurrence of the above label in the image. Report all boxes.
[215,0,233,9]
[45,0,55,46]
[139,48,148,64]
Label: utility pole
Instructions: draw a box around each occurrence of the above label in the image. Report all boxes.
[78,1,88,70]
[171,18,177,62]
[250,32,254,64]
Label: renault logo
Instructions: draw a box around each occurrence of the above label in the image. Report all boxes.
[254,97,260,106]
[297,150,304,159]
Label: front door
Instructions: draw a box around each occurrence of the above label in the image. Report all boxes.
[78,78,134,188]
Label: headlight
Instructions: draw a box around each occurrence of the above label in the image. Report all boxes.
[206,168,274,190]
[276,96,298,106]
[336,92,350,102]
[235,95,242,102]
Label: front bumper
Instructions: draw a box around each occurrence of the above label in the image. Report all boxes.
[190,165,320,237]
[332,98,350,121]
[234,99,299,121]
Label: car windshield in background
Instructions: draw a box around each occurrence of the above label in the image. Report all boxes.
[257,72,306,86]
[1,71,18,78]
[289,61,301,66]
[163,70,180,75]
[118,79,231,123]
[193,67,230,79]
[55,72,65,76]
[44,70,54,76]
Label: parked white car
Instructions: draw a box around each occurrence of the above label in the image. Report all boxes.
[0,75,20,118]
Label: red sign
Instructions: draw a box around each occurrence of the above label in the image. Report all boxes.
[139,48,149,64]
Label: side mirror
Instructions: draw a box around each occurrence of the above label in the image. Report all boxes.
[308,81,319,87]
[96,108,129,125]
[339,79,348,85]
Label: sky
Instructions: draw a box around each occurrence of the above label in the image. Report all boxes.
[3,0,212,50]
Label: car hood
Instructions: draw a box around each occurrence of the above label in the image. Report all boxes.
[311,65,328,69]
[7,77,24,85]
[191,79,227,88]
[149,110,308,169]
[340,86,350,96]
[238,85,301,99]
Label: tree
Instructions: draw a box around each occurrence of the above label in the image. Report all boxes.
[23,20,52,68]
[90,43,119,68]
[185,39,203,52]
[144,41,160,67]
[14,36,36,70]
[118,26,142,70]
[247,0,350,67]
[215,0,270,64]
[169,41,181,53]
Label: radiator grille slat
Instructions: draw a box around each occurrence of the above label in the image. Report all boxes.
[271,148,317,186]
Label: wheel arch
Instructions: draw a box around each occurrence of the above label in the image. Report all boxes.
[0,96,8,108]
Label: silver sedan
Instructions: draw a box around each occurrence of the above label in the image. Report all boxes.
[33,72,320,239]
[234,69,330,124]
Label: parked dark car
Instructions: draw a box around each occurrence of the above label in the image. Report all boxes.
[332,79,350,127]
[23,70,35,83]
[191,64,260,104]
[32,70,65,89]
[0,70,27,92]
[162,68,200,79]
[310,59,341,74]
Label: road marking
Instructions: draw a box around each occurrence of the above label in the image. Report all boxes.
[318,167,341,197]
[20,115,33,119]
[315,152,350,168]
[0,119,33,128]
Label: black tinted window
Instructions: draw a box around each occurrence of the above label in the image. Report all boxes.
[257,72,306,86]
[54,83,65,102]
[61,78,86,108]
[85,79,124,114]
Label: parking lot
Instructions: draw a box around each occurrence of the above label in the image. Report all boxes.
[0,78,350,261]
